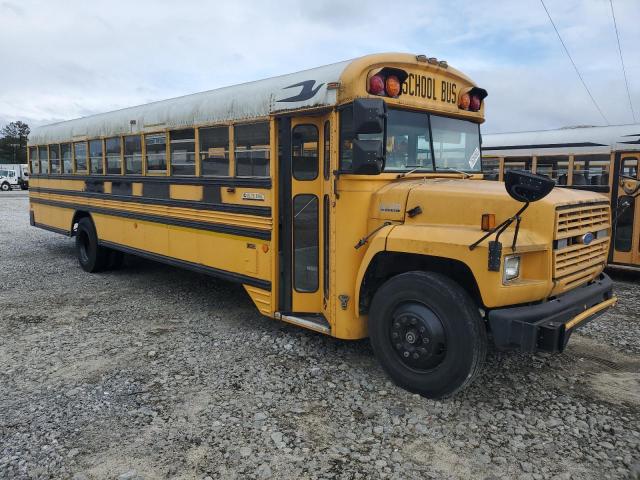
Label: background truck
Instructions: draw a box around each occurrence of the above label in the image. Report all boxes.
[0,164,29,190]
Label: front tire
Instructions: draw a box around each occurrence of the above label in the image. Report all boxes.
[1,182,10,191]
[75,217,108,273]
[368,271,487,399]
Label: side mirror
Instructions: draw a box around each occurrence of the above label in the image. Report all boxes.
[504,170,554,203]
[352,139,383,175]
[353,98,386,134]
[620,177,640,195]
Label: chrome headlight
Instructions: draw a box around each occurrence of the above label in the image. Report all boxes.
[503,255,521,283]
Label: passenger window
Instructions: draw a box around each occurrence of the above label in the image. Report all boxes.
[61,144,73,173]
[324,121,330,181]
[293,194,319,292]
[39,147,49,174]
[170,128,195,175]
[572,154,611,186]
[29,147,39,174]
[89,139,103,174]
[200,126,229,176]
[536,155,569,184]
[482,157,500,180]
[235,122,270,177]
[49,145,61,174]
[292,124,318,181]
[124,135,142,174]
[145,133,167,173]
[504,157,532,174]
[74,142,87,173]
[105,137,122,174]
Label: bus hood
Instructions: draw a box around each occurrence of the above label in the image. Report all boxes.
[369,178,609,239]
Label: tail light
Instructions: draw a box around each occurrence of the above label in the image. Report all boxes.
[367,68,407,98]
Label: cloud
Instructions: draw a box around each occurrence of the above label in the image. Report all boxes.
[1,0,638,133]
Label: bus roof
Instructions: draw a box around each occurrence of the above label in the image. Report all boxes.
[28,59,351,145]
[29,52,478,145]
[483,124,640,157]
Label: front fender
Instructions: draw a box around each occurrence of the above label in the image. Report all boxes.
[354,224,553,314]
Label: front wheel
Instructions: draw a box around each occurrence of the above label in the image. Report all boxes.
[368,271,487,399]
[1,182,10,191]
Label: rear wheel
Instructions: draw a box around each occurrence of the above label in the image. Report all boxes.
[75,217,108,272]
[368,271,486,399]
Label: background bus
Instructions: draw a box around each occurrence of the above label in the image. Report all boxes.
[482,124,640,268]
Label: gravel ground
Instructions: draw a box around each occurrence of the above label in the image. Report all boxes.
[1,190,639,480]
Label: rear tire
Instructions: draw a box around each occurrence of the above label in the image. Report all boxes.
[368,271,486,399]
[75,217,108,273]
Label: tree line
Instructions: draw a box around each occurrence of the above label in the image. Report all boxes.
[0,121,30,164]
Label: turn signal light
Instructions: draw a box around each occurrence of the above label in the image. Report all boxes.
[367,69,407,98]
[459,87,488,112]
[481,213,496,231]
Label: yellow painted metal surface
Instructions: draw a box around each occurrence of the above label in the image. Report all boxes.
[170,184,203,201]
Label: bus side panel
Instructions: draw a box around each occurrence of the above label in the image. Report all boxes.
[30,202,73,234]
[91,214,272,284]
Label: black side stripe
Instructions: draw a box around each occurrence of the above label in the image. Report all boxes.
[30,187,271,217]
[99,240,271,290]
[29,173,272,188]
[484,142,607,151]
[33,222,71,236]
[30,198,271,240]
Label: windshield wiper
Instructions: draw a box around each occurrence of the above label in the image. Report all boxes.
[396,165,428,179]
[437,167,473,179]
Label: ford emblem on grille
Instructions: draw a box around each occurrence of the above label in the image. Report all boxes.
[581,232,595,245]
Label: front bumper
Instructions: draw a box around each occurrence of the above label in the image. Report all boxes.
[488,273,616,353]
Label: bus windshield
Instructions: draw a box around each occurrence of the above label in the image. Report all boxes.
[384,109,481,173]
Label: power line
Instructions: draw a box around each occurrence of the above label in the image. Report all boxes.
[610,0,636,123]
[540,0,609,125]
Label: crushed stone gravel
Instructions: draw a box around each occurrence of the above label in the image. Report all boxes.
[1,191,639,479]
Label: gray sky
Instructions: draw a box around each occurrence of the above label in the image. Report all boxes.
[1,0,639,134]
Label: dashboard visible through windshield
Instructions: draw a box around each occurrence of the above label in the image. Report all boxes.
[340,106,482,173]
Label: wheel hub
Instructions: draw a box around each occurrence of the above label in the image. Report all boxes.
[390,303,447,371]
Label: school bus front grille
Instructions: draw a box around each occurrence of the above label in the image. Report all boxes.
[555,202,610,239]
[552,202,610,294]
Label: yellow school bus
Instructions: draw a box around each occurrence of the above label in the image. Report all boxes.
[483,125,640,269]
[28,53,616,398]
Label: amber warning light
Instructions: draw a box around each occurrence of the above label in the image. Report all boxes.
[458,87,488,112]
[367,68,408,98]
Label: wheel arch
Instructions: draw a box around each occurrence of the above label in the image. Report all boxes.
[70,210,93,236]
[356,250,482,318]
